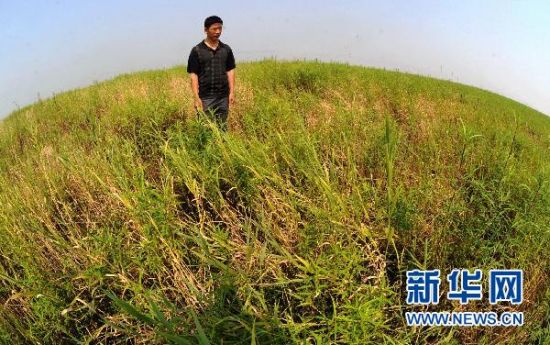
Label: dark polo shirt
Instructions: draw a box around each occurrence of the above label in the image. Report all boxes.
[187,40,236,99]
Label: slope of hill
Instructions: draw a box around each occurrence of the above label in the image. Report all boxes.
[0,60,549,344]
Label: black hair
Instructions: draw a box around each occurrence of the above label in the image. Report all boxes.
[204,15,223,29]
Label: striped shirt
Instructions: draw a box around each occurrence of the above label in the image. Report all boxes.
[187,40,236,99]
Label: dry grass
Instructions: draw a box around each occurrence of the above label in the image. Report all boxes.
[0,60,549,344]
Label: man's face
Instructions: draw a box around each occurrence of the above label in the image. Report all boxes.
[205,23,222,41]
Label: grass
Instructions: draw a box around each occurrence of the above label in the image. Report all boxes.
[0,59,549,344]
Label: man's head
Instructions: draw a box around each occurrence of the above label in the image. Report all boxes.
[204,16,223,42]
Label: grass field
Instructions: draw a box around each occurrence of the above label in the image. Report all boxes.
[0,60,549,344]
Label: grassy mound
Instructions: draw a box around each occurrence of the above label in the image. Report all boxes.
[0,60,549,344]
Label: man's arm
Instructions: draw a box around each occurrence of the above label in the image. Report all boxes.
[226,48,236,107]
[189,73,202,111]
[227,69,235,106]
[187,47,202,111]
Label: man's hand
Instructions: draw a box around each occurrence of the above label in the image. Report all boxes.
[227,69,235,107]
[190,73,202,111]
[194,98,203,111]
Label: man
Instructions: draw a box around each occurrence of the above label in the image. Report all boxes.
[187,15,236,130]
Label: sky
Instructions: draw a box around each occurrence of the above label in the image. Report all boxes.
[1,0,549,119]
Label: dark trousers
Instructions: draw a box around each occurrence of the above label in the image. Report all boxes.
[198,96,229,130]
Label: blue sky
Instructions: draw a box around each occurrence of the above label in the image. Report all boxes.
[1,0,549,118]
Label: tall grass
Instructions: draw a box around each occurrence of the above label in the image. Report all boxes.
[0,60,549,344]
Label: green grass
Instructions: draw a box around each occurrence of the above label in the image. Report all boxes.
[0,59,549,344]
